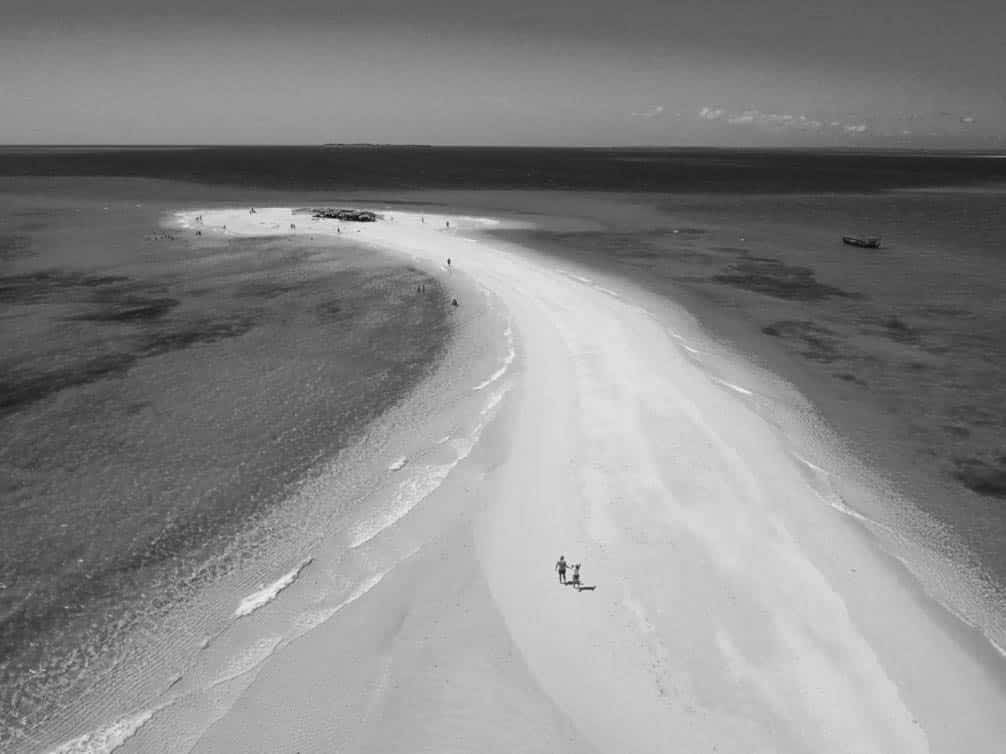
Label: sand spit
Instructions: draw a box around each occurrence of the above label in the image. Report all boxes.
[163,206,1004,754]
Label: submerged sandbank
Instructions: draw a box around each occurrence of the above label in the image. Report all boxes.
[119,206,1006,753]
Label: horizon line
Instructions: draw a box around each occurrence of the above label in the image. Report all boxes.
[1,143,1004,155]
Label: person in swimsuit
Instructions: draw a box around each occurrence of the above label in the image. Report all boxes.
[570,564,581,589]
[555,555,567,584]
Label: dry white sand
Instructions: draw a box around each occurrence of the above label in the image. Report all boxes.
[156,206,1005,754]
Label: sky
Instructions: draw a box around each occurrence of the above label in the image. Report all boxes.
[2,0,1004,147]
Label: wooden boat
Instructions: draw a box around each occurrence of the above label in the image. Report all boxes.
[842,235,881,248]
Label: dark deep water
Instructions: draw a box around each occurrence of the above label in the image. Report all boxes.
[1,148,1005,748]
[2,145,1006,194]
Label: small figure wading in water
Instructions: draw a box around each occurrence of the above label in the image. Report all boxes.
[555,555,567,584]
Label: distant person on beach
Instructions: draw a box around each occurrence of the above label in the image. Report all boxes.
[446,220,450,228]
[451,298,458,307]
[570,564,581,589]
[555,555,567,584]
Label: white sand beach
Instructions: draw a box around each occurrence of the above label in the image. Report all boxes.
[140,206,1005,754]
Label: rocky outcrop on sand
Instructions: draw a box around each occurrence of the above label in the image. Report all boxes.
[307,208,380,222]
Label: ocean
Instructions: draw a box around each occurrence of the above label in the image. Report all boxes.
[0,180,455,750]
[1,148,1005,750]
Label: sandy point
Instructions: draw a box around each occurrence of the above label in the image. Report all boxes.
[160,205,1005,754]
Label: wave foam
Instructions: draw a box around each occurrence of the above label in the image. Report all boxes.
[473,322,515,391]
[712,377,753,396]
[50,708,157,754]
[293,570,391,634]
[210,636,283,689]
[349,388,508,549]
[234,558,313,618]
[349,464,455,548]
[793,453,828,474]
[388,457,408,471]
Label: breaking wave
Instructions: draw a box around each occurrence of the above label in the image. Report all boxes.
[234,558,313,618]
[473,322,514,391]
[348,387,508,549]
[49,708,159,754]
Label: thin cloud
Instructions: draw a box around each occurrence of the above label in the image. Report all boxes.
[631,105,665,119]
[724,109,821,129]
[703,107,870,136]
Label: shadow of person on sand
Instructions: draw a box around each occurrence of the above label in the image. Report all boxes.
[565,564,596,592]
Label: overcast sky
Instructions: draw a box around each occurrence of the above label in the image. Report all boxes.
[2,0,1003,146]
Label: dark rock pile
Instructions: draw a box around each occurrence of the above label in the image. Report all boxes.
[309,208,380,222]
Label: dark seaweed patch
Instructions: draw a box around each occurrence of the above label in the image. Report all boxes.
[713,258,861,301]
[71,297,179,323]
[234,280,308,299]
[0,270,131,303]
[761,319,843,363]
[81,275,130,287]
[882,315,919,343]
[140,317,257,356]
[953,457,1006,499]
[0,354,136,413]
[316,299,351,322]
[836,372,868,386]
[0,234,33,260]
[0,316,258,415]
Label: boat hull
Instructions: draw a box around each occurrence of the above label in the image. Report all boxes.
[842,235,881,248]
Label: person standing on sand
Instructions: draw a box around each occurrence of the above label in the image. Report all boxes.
[570,563,581,589]
[555,555,567,584]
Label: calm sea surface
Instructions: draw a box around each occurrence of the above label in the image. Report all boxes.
[0,181,451,748]
[1,148,1004,748]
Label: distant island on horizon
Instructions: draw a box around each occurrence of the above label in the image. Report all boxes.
[321,142,436,149]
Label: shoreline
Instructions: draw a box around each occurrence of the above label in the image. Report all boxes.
[102,204,1006,753]
[31,204,510,753]
[453,187,1006,653]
